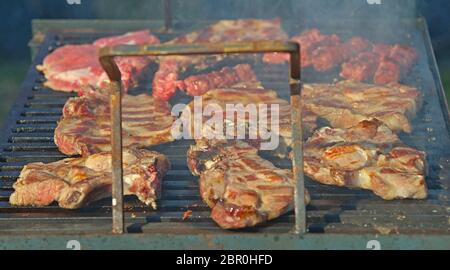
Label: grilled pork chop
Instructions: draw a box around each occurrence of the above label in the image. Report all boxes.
[152,18,287,101]
[37,30,160,94]
[303,80,422,133]
[55,93,175,156]
[187,139,310,229]
[304,119,427,200]
[179,84,317,153]
[10,148,170,209]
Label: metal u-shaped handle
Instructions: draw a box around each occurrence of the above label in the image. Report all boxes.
[99,40,306,234]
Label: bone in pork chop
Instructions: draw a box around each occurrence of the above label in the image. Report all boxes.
[54,93,175,156]
[10,148,170,209]
[180,83,317,144]
[37,30,160,94]
[303,119,427,200]
[187,139,310,229]
[303,80,422,133]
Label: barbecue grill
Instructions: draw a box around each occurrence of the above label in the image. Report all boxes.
[0,1,449,249]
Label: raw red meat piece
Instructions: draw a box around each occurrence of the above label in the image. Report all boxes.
[37,30,160,94]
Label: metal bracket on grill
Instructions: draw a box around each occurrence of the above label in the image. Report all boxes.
[163,0,172,32]
[99,41,306,234]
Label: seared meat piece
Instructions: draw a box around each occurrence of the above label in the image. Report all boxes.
[341,43,417,84]
[37,30,160,94]
[340,52,380,81]
[304,120,427,200]
[303,80,422,133]
[152,18,287,101]
[152,59,184,101]
[179,84,317,152]
[180,64,257,96]
[373,58,402,85]
[55,93,175,156]
[372,44,417,84]
[187,139,310,229]
[340,37,372,59]
[313,37,370,72]
[263,29,370,73]
[263,28,324,66]
[10,149,170,209]
[373,44,418,69]
[311,36,370,72]
[308,34,341,71]
[388,44,418,69]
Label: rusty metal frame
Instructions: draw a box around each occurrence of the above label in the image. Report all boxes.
[99,41,306,234]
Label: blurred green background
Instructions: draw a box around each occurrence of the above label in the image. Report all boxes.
[0,0,449,128]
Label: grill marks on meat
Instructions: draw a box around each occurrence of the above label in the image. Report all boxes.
[55,93,175,156]
[10,149,170,209]
[180,64,257,96]
[304,119,427,200]
[179,84,317,151]
[152,18,287,101]
[341,44,418,84]
[303,80,421,133]
[37,30,160,93]
[187,139,310,229]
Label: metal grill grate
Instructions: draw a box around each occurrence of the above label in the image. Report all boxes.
[0,20,449,235]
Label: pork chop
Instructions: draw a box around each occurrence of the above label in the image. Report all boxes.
[303,119,427,200]
[187,139,310,229]
[303,80,422,133]
[55,93,175,156]
[10,148,170,209]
